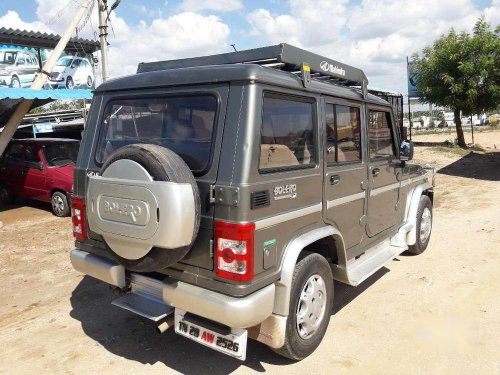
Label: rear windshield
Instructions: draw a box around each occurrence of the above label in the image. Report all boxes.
[43,142,79,167]
[95,95,217,173]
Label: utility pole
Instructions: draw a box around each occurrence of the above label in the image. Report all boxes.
[98,0,109,82]
[0,0,94,157]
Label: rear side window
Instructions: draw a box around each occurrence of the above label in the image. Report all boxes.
[368,111,395,159]
[325,104,361,163]
[96,95,217,174]
[24,145,41,167]
[4,144,24,165]
[259,93,316,171]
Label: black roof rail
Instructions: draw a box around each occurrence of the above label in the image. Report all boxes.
[137,43,369,98]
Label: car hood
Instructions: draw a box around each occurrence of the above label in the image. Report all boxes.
[52,66,66,73]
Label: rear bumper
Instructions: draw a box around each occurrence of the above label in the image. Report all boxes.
[70,249,275,328]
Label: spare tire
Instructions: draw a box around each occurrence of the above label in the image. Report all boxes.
[98,144,201,272]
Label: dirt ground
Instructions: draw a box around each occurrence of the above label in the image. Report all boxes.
[1,131,500,375]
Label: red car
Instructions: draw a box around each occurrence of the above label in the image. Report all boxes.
[0,138,79,217]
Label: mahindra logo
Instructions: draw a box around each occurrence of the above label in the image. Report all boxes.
[319,61,346,77]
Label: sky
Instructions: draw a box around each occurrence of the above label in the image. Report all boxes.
[0,0,498,96]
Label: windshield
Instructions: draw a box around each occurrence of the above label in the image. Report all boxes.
[0,51,17,64]
[57,58,73,67]
[96,95,217,174]
[42,142,79,167]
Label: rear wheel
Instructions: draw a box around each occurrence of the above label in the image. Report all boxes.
[0,183,15,205]
[51,191,70,217]
[99,144,201,272]
[273,252,334,360]
[10,76,20,88]
[407,195,433,255]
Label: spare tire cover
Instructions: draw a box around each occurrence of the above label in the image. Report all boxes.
[99,144,201,272]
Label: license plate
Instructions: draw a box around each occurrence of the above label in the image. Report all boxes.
[174,309,247,361]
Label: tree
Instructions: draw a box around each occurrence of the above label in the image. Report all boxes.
[413,18,500,147]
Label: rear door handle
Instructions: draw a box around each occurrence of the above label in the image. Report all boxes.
[372,168,380,177]
[330,174,340,185]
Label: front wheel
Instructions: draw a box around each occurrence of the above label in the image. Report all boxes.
[66,76,74,89]
[407,195,433,255]
[273,252,334,360]
[51,192,70,217]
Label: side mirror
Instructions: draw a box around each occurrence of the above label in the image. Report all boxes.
[37,161,44,170]
[400,140,414,161]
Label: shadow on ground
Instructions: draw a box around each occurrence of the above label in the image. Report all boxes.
[437,151,500,181]
[0,199,53,214]
[70,267,389,373]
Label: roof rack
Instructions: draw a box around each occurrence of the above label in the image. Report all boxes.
[137,43,369,98]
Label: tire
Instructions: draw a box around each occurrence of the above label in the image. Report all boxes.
[66,76,74,89]
[407,195,433,255]
[0,183,15,205]
[100,144,201,272]
[51,191,70,217]
[10,76,20,88]
[86,75,93,88]
[273,252,334,360]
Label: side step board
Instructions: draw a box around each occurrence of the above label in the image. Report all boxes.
[332,233,409,286]
[112,274,173,321]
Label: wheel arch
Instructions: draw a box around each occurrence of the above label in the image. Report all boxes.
[273,225,347,316]
[405,182,433,246]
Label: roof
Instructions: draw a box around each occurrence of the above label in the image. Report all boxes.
[97,63,388,106]
[138,43,368,89]
[0,28,100,54]
[0,89,93,127]
[0,88,93,100]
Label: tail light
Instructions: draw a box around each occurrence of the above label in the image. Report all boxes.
[215,221,255,282]
[71,195,86,241]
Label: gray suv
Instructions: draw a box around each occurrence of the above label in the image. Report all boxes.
[70,44,435,361]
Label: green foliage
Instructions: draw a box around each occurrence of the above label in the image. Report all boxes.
[29,99,86,114]
[413,17,499,146]
[413,17,499,115]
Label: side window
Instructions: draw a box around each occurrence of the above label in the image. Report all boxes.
[24,146,41,167]
[368,111,395,159]
[259,93,316,171]
[17,54,26,64]
[4,144,24,165]
[325,103,362,164]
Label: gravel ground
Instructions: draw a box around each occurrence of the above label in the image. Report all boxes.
[1,132,499,374]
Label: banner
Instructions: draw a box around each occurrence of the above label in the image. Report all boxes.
[0,45,96,90]
[407,59,422,98]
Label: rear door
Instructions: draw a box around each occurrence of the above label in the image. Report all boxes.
[90,85,230,270]
[323,98,367,249]
[21,145,47,200]
[366,107,400,236]
[0,143,25,194]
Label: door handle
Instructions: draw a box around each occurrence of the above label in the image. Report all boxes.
[372,168,380,177]
[330,174,340,185]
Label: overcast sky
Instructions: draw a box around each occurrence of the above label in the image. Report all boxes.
[0,0,498,95]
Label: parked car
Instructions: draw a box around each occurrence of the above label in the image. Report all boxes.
[47,56,94,89]
[70,44,435,361]
[0,50,39,88]
[0,138,79,217]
